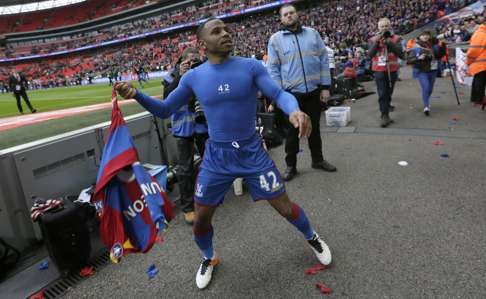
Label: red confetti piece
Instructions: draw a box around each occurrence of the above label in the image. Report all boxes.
[316,282,333,294]
[29,290,45,299]
[432,140,444,146]
[79,266,95,277]
[304,264,327,275]
[155,235,164,244]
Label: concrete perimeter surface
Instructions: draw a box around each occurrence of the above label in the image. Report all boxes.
[63,67,486,298]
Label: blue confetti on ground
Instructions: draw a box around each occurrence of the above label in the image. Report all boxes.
[39,261,49,270]
[147,264,159,279]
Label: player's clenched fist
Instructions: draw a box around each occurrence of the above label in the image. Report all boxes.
[114,82,136,99]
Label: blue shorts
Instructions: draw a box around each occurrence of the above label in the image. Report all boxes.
[194,134,285,206]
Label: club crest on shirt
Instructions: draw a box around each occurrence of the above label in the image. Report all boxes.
[110,243,123,263]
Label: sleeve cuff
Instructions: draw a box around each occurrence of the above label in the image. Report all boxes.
[318,85,331,91]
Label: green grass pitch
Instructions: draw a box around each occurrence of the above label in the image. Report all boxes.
[0,79,164,150]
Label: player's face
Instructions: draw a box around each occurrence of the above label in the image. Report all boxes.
[202,19,233,55]
[280,6,298,27]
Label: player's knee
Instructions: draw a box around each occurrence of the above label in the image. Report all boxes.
[269,193,294,218]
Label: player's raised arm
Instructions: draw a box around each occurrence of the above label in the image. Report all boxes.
[114,74,194,119]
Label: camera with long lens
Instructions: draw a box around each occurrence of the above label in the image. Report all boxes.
[382,31,392,39]
[189,58,203,69]
[194,100,206,123]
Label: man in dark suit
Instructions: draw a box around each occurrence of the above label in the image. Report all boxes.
[9,71,36,114]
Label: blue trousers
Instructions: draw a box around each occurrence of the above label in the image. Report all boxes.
[416,71,437,108]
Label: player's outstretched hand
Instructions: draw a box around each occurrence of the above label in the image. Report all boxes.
[289,110,312,138]
[114,82,136,99]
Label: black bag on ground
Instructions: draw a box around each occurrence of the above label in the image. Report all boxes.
[0,238,20,281]
[262,128,283,148]
[256,112,283,148]
[39,198,93,274]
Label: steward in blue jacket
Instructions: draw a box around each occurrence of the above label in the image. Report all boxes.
[267,4,336,182]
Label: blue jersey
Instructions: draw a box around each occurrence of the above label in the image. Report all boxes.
[134,57,299,142]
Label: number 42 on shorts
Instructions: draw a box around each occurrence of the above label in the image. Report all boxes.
[259,171,281,192]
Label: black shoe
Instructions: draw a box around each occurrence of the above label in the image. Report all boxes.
[31,109,37,113]
[283,167,297,181]
[380,114,393,128]
[311,160,337,172]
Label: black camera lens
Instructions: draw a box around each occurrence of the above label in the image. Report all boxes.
[383,31,392,38]
[190,59,203,69]
[194,101,206,123]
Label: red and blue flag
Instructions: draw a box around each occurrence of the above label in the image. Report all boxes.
[93,90,174,262]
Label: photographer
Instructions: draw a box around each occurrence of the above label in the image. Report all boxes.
[164,47,208,224]
[368,18,404,127]
[407,31,446,116]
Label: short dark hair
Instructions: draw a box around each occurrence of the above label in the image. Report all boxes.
[279,4,296,16]
[196,17,218,39]
[181,47,198,60]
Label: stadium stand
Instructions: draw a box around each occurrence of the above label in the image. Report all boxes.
[0,0,478,88]
[0,0,150,34]
[1,0,275,58]
[2,0,474,60]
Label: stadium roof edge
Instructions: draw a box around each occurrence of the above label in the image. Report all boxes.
[0,0,40,5]
[0,0,86,15]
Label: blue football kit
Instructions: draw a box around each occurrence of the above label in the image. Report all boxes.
[133,57,299,205]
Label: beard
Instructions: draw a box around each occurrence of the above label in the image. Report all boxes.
[286,19,299,28]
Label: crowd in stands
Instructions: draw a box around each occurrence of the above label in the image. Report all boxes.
[2,0,274,58]
[0,0,151,34]
[2,0,474,58]
[0,0,478,88]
